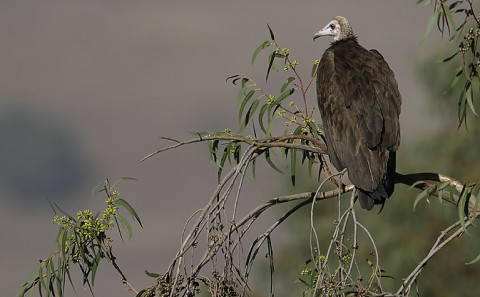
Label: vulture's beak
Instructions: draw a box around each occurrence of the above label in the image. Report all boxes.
[313,26,329,41]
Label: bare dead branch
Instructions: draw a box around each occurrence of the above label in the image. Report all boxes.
[396,218,477,296]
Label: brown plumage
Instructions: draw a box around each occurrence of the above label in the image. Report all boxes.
[313,16,401,210]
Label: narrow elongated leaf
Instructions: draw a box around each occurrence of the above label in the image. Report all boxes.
[208,139,219,163]
[237,85,248,107]
[280,77,295,93]
[111,177,137,189]
[413,188,432,211]
[91,252,101,286]
[267,23,275,40]
[311,62,319,77]
[115,198,143,227]
[38,264,46,297]
[466,82,478,116]
[258,103,269,134]
[273,88,295,106]
[265,149,283,174]
[238,90,256,123]
[226,74,239,83]
[290,149,297,186]
[443,51,459,62]
[421,9,439,43]
[457,185,469,230]
[251,158,257,179]
[307,155,314,177]
[443,4,457,34]
[252,40,271,65]
[60,229,68,257]
[265,113,277,138]
[266,51,276,81]
[458,87,468,128]
[449,67,463,89]
[242,99,260,129]
[217,145,231,181]
[466,252,480,265]
[117,214,133,239]
[145,270,161,278]
[292,125,304,135]
[233,143,241,164]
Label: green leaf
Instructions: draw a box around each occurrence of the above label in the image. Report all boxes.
[408,180,426,191]
[307,154,314,177]
[292,124,304,135]
[251,158,257,179]
[265,149,283,174]
[466,252,480,265]
[145,270,161,278]
[290,148,297,186]
[111,177,137,189]
[266,50,276,81]
[252,40,271,65]
[466,81,478,116]
[238,90,256,123]
[267,23,275,40]
[258,103,269,134]
[65,267,75,295]
[413,188,432,211]
[241,99,260,131]
[38,264,46,296]
[457,185,469,231]
[236,85,248,108]
[115,198,143,228]
[217,144,230,181]
[91,252,101,286]
[442,51,459,62]
[280,77,295,93]
[421,9,439,43]
[208,139,219,163]
[117,214,133,239]
[265,114,277,138]
[443,3,457,34]
[311,61,319,77]
[225,74,239,83]
[60,228,68,258]
[273,88,295,106]
[233,144,241,164]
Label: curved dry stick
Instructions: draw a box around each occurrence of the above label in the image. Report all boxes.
[396,219,475,296]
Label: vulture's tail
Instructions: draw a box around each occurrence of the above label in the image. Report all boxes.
[357,152,396,211]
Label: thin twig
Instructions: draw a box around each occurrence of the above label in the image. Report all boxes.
[396,219,475,295]
[141,134,326,162]
[107,246,138,295]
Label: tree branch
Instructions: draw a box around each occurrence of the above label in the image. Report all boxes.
[141,134,327,162]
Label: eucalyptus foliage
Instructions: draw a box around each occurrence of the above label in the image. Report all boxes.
[18,178,142,297]
[419,0,480,127]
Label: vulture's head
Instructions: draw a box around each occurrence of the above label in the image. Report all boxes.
[313,16,354,42]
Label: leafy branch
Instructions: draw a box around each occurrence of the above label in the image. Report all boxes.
[18,178,142,297]
[420,0,480,127]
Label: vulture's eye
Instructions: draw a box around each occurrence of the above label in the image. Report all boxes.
[329,24,335,30]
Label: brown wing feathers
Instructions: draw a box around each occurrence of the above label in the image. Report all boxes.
[316,38,401,210]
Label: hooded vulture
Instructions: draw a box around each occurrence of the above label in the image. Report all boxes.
[313,16,401,210]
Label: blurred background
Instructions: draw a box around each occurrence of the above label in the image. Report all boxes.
[1,1,479,296]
